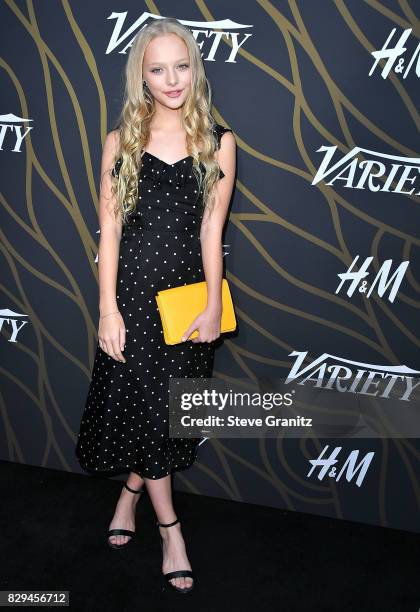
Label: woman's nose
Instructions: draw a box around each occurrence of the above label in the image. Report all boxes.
[166,72,178,86]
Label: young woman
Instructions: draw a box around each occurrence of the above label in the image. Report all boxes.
[75,17,236,593]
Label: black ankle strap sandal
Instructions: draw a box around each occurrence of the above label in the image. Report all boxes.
[107,482,143,549]
[156,518,194,593]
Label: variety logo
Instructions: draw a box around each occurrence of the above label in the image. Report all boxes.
[312,145,420,196]
[370,28,420,80]
[285,351,420,402]
[307,445,374,487]
[1,309,29,342]
[0,113,33,152]
[106,12,253,59]
[336,255,409,303]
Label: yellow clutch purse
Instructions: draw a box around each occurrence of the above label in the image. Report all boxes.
[155,278,237,345]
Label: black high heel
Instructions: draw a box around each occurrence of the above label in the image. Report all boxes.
[156,518,194,593]
[107,482,143,549]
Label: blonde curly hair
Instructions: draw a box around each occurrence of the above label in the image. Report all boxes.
[111,17,224,225]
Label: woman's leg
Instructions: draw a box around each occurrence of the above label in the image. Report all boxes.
[108,471,144,546]
[145,474,193,591]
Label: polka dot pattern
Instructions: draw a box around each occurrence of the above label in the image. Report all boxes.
[75,124,232,479]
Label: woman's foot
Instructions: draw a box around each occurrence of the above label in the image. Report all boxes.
[108,484,142,546]
[159,521,193,591]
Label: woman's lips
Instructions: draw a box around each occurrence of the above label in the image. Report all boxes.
[165,90,183,98]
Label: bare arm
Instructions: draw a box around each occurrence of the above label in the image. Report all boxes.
[181,130,236,343]
[200,130,236,315]
[98,130,123,317]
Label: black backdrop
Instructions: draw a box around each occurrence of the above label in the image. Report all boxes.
[1,1,419,533]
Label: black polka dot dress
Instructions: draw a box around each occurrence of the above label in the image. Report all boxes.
[75,123,232,479]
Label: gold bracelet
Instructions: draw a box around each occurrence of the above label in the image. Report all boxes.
[100,310,120,320]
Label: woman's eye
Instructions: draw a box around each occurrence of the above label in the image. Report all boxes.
[152,64,189,74]
[150,64,188,74]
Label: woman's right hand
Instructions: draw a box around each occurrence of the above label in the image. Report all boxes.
[98,311,126,363]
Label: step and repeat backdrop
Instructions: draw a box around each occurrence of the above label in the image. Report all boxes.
[1,2,419,533]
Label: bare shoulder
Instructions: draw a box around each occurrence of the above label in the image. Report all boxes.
[215,124,236,162]
[212,123,235,144]
[219,128,236,151]
[212,125,236,186]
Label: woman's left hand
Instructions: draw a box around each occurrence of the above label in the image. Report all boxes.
[181,307,222,343]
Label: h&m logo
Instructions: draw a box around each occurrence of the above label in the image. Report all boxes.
[307,445,374,487]
[336,255,409,303]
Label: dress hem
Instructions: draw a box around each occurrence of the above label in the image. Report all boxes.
[75,450,200,481]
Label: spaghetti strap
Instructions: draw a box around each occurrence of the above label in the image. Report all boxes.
[212,124,232,178]
[213,123,233,150]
